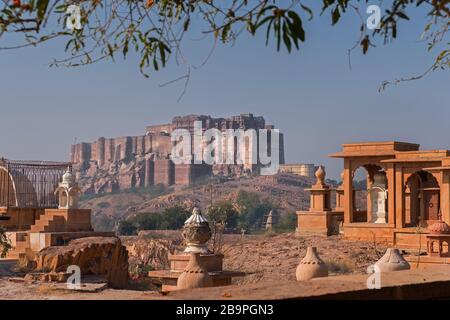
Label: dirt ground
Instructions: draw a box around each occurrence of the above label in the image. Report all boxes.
[221,233,386,285]
[0,233,387,300]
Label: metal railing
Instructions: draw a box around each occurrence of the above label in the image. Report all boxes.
[0,158,69,208]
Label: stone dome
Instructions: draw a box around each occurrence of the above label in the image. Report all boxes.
[62,166,75,184]
[428,220,450,235]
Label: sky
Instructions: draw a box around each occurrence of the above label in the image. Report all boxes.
[0,2,449,179]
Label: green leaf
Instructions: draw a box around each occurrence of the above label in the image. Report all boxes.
[282,21,292,53]
[36,0,49,22]
[332,7,340,25]
[361,36,369,54]
[222,24,230,43]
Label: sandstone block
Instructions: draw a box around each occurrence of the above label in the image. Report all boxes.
[35,236,129,289]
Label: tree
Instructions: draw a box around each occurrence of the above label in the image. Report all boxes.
[117,219,137,235]
[235,190,276,231]
[206,200,239,229]
[118,205,188,234]
[133,211,164,230]
[275,212,297,232]
[159,205,189,230]
[0,1,447,85]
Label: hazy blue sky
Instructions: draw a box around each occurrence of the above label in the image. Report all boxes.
[0,3,448,179]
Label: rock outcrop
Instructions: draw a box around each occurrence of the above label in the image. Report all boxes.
[74,154,150,194]
[35,237,129,289]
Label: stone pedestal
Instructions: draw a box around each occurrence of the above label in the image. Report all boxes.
[148,253,244,292]
[169,253,223,272]
[370,188,387,224]
[297,211,343,236]
[296,166,343,236]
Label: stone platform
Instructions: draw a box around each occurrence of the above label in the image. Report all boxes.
[168,266,450,300]
[3,208,114,260]
[405,255,450,268]
[148,270,245,292]
[148,253,245,292]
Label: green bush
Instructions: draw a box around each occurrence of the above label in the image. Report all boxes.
[159,206,189,230]
[206,201,239,229]
[117,220,137,235]
[92,213,117,232]
[117,205,189,235]
[236,190,277,232]
[133,212,164,230]
[275,212,297,232]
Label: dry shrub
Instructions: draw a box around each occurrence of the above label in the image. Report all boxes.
[127,238,183,278]
[325,259,356,274]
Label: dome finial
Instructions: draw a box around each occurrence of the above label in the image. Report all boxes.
[315,166,326,186]
[62,165,75,184]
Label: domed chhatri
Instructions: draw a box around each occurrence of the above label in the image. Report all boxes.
[54,165,81,209]
[296,247,329,281]
[374,248,410,272]
[182,207,212,254]
[177,253,213,290]
[428,220,450,235]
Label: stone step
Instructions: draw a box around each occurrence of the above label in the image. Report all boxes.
[29,216,67,233]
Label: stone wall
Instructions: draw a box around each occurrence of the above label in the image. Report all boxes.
[154,159,175,186]
[71,135,172,167]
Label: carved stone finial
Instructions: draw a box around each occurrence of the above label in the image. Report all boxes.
[182,207,212,254]
[315,166,326,186]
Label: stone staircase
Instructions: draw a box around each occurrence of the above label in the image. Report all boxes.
[5,208,100,260]
[29,212,67,233]
[8,212,69,259]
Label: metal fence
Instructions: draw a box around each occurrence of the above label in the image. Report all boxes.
[0,159,69,208]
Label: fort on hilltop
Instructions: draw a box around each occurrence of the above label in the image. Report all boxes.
[71,114,285,194]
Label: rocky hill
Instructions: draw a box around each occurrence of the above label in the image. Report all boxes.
[80,173,316,230]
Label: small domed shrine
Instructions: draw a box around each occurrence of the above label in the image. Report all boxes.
[54,166,81,209]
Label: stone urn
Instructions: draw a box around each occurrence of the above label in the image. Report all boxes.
[296,247,328,281]
[374,248,410,272]
[182,207,212,254]
[177,253,213,290]
[428,220,450,235]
